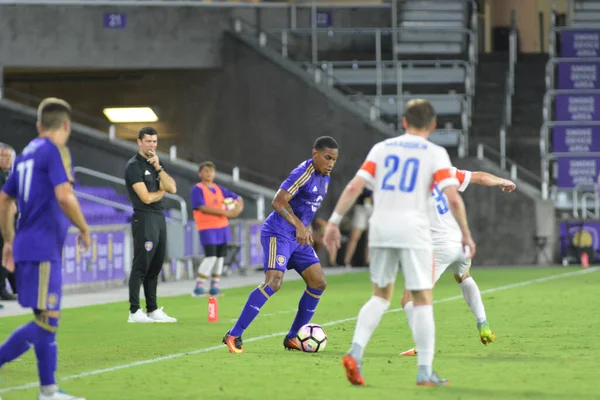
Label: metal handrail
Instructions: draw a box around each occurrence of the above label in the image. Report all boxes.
[545,57,600,91]
[0,0,391,8]
[476,143,542,186]
[265,26,478,66]
[73,166,188,224]
[306,60,474,96]
[233,19,388,120]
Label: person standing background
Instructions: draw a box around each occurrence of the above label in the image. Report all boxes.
[190,161,243,297]
[343,188,373,267]
[0,144,17,301]
[124,127,178,323]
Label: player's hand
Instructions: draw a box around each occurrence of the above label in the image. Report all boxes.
[78,230,91,252]
[2,242,14,273]
[147,152,161,171]
[223,209,237,218]
[500,179,516,192]
[323,222,341,253]
[296,225,313,246]
[462,235,476,260]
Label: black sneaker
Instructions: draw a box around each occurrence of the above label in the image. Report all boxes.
[0,291,17,301]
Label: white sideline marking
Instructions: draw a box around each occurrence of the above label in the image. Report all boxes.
[0,267,597,395]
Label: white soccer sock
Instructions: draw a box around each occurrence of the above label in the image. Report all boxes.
[459,277,487,323]
[411,305,435,376]
[197,256,217,280]
[213,257,225,276]
[351,296,390,358]
[403,300,415,332]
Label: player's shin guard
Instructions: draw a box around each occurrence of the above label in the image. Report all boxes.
[213,257,224,276]
[34,316,59,386]
[197,256,217,279]
[286,287,324,339]
[411,305,435,377]
[459,277,487,323]
[350,296,389,358]
[229,284,275,337]
[0,316,55,367]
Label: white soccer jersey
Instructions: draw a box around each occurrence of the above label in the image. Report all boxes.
[429,168,471,247]
[356,134,459,249]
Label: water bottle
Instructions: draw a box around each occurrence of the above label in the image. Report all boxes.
[208,296,218,322]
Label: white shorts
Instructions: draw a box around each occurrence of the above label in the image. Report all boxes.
[433,245,471,283]
[369,247,434,290]
[352,204,372,230]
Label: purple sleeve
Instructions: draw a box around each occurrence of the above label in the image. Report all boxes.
[2,172,17,198]
[220,186,239,200]
[48,145,71,189]
[190,186,206,209]
[280,162,311,196]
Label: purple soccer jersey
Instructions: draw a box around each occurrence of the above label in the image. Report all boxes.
[261,159,329,273]
[2,137,74,310]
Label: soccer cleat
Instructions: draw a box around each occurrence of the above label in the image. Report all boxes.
[342,354,365,386]
[399,348,417,357]
[209,285,221,296]
[147,307,177,323]
[192,283,206,297]
[283,336,302,351]
[38,389,86,400]
[477,321,496,346]
[417,371,450,387]
[127,309,154,323]
[223,333,245,354]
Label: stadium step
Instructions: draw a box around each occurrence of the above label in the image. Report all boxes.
[471,53,508,140]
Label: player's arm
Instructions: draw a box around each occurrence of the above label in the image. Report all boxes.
[132,183,166,205]
[271,188,305,229]
[55,182,89,235]
[438,173,476,259]
[49,146,91,251]
[0,191,16,243]
[158,170,177,194]
[470,171,516,192]
[330,176,368,221]
[190,186,235,218]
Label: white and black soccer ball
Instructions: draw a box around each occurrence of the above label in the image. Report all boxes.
[296,323,327,353]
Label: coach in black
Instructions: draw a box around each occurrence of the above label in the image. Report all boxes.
[125,127,178,323]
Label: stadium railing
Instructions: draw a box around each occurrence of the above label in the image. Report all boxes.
[541,7,600,216]
[233,18,476,155]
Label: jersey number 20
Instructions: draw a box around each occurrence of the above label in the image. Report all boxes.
[381,155,419,192]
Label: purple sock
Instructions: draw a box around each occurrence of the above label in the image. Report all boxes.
[287,287,324,339]
[0,322,46,367]
[229,284,275,337]
[35,332,57,386]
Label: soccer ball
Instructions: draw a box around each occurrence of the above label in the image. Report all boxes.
[296,324,327,353]
[222,197,237,211]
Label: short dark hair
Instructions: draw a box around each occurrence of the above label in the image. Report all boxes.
[138,126,158,140]
[37,98,72,130]
[403,99,436,130]
[314,136,339,151]
[198,161,216,172]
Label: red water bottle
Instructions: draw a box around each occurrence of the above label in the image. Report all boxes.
[208,296,219,322]
[581,252,590,269]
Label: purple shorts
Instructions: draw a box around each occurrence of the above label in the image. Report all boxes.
[199,226,231,246]
[260,234,320,274]
[15,260,62,311]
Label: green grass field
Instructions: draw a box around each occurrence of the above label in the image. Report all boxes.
[1,267,599,400]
